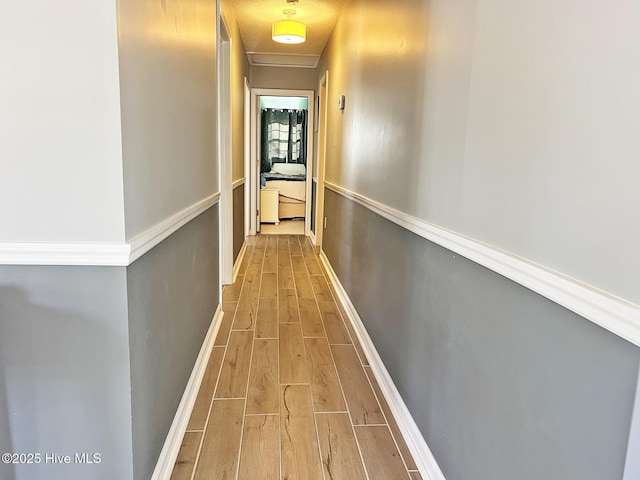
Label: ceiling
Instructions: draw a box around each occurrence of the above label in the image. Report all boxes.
[230,0,346,67]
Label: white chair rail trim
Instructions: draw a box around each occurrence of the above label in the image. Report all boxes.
[324,181,640,347]
[0,242,131,266]
[0,193,220,267]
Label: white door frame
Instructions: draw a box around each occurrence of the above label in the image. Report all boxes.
[218,13,233,286]
[314,71,329,248]
[249,88,315,236]
[243,77,251,237]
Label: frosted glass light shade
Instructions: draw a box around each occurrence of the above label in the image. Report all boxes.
[272,20,306,44]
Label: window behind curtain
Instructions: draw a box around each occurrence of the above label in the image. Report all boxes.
[261,108,307,173]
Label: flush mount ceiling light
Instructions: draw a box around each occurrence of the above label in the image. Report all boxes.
[272,9,306,44]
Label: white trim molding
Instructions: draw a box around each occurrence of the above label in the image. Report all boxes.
[0,193,220,267]
[324,181,640,347]
[232,178,245,190]
[319,251,446,480]
[129,193,220,264]
[151,305,224,480]
[0,242,131,266]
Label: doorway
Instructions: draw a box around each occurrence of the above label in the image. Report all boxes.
[249,89,314,237]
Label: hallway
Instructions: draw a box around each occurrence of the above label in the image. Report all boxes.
[171,235,421,480]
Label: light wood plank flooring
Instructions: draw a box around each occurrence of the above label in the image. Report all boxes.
[172,235,422,480]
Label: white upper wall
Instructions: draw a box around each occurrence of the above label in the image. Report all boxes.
[453,0,640,304]
[321,0,640,304]
[0,2,125,243]
[117,0,218,239]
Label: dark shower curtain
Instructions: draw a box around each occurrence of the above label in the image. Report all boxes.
[260,108,308,173]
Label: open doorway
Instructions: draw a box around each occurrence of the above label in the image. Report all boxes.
[249,89,314,237]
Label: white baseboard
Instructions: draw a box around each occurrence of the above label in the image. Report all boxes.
[309,230,317,246]
[232,241,248,283]
[319,251,446,480]
[150,305,224,480]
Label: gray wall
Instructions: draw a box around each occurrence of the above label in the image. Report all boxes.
[116,2,222,474]
[624,369,640,479]
[0,267,132,480]
[127,207,219,480]
[250,66,318,91]
[0,207,220,480]
[233,184,245,262]
[323,189,640,480]
[117,1,223,472]
[318,2,640,474]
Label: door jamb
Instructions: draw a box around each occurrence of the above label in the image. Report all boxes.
[243,76,251,237]
[218,13,233,287]
[314,71,329,248]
